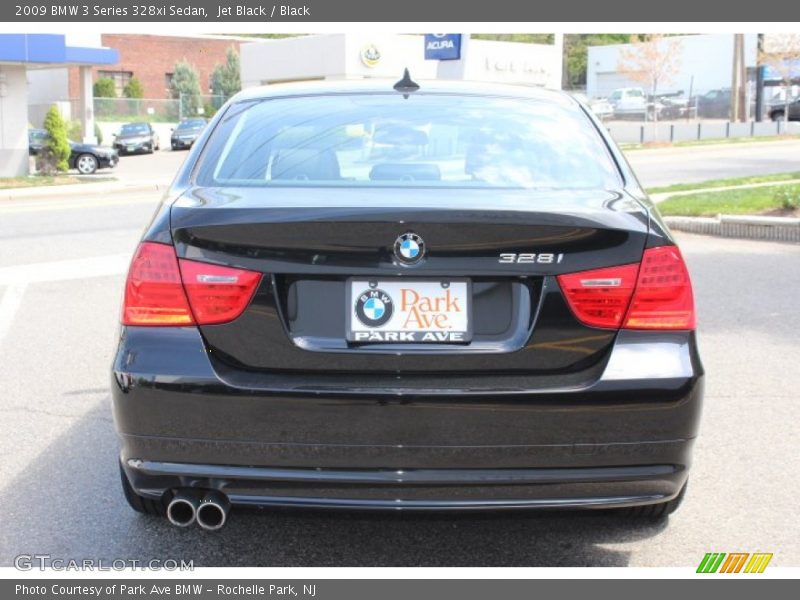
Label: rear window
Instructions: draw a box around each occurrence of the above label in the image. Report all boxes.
[121,123,149,135]
[178,119,206,129]
[196,93,621,190]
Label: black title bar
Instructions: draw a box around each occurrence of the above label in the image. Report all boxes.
[3,0,795,22]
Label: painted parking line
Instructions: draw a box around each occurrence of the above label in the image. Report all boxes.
[0,253,131,347]
[0,284,26,347]
[0,194,160,214]
[0,253,131,286]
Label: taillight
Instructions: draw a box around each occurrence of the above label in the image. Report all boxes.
[178,259,261,325]
[557,245,695,331]
[122,242,261,326]
[123,242,194,326]
[557,263,639,329]
[623,245,695,330]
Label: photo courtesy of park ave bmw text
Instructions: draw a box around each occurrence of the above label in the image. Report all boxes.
[0,0,798,595]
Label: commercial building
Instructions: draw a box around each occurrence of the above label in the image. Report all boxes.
[0,33,118,177]
[241,34,562,90]
[586,34,759,99]
[25,33,252,131]
[66,33,251,99]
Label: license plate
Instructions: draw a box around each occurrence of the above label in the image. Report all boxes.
[126,145,135,152]
[347,279,471,343]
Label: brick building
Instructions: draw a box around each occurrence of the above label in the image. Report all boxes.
[67,34,253,99]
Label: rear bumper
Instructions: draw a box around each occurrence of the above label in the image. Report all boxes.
[112,327,703,511]
[122,457,689,511]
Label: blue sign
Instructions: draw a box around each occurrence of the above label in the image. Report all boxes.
[424,34,462,61]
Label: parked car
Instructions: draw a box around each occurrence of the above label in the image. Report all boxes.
[608,87,648,119]
[114,80,702,528]
[113,122,160,155]
[570,93,614,120]
[69,140,119,174]
[29,128,117,173]
[170,118,208,150]
[653,92,690,119]
[28,128,47,155]
[768,96,800,121]
[695,89,731,119]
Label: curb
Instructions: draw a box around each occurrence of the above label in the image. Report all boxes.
[665,215,800,243]
[1,181,165,201]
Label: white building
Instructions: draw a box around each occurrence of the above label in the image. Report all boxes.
[241,34,562,90]
[0,33,118,177]
[586,34,758,99]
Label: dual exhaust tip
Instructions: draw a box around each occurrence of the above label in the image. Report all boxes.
[166,490,230,531]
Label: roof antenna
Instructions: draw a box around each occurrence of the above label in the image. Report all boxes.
[393,68,420,98]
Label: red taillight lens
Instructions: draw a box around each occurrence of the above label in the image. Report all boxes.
[623,245,695,330]
[178,259,261,325]
[122,242,261,326]
[557,245,695,331]
[122,242,194,326]
[557,263,639,329]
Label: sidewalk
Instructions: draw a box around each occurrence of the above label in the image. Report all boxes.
[0,179,168,201]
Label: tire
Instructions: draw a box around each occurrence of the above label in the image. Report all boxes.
[75,153,98,175]
[120,462,165,516]
[771,111,784,122]
[617,481,687,519]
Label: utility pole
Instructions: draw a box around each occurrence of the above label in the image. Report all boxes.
[730,34,747,122]
[738,35,747,121]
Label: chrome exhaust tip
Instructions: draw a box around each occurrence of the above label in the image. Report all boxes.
[196,491,230,531]
[166,491,200,527]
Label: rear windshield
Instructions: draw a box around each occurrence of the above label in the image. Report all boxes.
[120,123,149,135]
[178,119,206,129]
[196,93,621,190]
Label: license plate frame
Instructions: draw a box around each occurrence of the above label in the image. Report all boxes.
[346,278,472,344]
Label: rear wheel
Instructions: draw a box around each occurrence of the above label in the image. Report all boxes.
[771,111,785,122]
[617,481,687,519]
[119,462,165,516]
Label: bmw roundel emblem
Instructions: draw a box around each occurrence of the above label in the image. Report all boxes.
[394,232,426,265]
[355,288,394,327]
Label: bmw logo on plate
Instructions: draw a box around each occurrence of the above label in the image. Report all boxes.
[393,232,426,265]
[355,288,394,327]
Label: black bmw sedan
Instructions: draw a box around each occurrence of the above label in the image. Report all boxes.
[170,117,208,150]
[113,79,703,530]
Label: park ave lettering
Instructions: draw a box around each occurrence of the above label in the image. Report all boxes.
[217,5,311,17]
[400,288,462,329]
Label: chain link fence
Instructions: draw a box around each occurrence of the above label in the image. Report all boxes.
[93,95,227,123]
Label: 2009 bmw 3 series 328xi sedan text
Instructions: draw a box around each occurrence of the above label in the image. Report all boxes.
[112,78,703,530]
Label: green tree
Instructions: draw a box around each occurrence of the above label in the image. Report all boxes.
[93,77,116,98]
[123,76,145,99]
[210,47,242,99]
[37,106,71,174]
[169,60,203,118]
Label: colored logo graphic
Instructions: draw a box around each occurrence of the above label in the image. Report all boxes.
[696,552,773,573]
[360,43,381,67]
[393,232,426,265]
[355,288,393,327]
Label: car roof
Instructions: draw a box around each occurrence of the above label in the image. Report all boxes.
[231,79,577,109]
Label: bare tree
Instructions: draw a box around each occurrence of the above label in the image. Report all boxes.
[759,33,800,127]
[617,34,683,141]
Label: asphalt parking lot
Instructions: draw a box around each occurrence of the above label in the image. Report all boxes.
[0,184,798,568]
